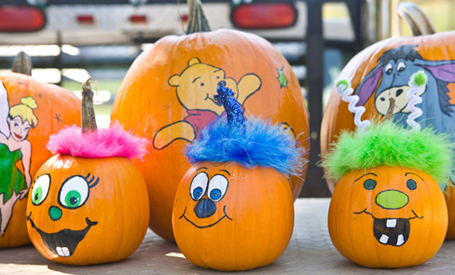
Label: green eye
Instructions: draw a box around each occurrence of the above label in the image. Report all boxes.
[64,190,82,208]
[364,179,377,190]
[59,176,90,209]
[32,174,50,206]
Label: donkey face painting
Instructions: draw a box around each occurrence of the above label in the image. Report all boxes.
[354,45,455,132]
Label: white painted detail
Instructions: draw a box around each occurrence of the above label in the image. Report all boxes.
[386,219,397,228]
[397,234,405,246]
[56,247,64,257]
[379,234,389,244]
[56,246,70,257]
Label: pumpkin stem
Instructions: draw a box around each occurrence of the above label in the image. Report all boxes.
[11,51,32,76]
[186,0,211,34]
[215,81,246,134]
[81,78,97,133]
[383,98,396,122]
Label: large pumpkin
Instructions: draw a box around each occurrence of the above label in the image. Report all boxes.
[26,80,150,265]
[111,1,309,241]
[323,121,453,268]
[173,162,294,271]
[0,53,80,248]
[321,31,455,193]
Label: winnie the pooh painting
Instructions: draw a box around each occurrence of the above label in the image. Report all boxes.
[153,58,261,149]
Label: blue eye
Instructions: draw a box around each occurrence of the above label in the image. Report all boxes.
[193,187,204,200]
[364,179,377,190]
[190,172,208,201]
[210,189,222,200]
[207,175,228,202]
[407,179,417,190]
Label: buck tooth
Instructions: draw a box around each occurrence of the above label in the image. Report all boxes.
[62,247,70,257]
[379,234,389,244]
[397,234,405,246]
[386,219,397,228]
[56,247,64,257]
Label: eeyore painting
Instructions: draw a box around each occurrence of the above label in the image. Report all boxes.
[354,45,455,134]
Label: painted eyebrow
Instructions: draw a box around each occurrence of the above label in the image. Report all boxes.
[405,172,423,181]
[220,169,231,176]
[192,76,201,83]
[213,69,222,72]
[355,173,378,182]
[196,167,208,171]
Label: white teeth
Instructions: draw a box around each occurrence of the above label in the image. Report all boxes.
[397,234,405,246]
[379,234,389,244]
[56,247,70,257]
[387,219,397,228]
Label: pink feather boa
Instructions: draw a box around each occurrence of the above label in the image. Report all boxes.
[47,122,149,160]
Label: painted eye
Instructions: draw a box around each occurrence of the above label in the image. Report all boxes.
[32,174,50,206]
[59,176,89,209]
[407,179,417,190]
[190,172,208,201]
[200,83,204,87]
[364,179,377,190]
[385,63,393,75]
[14,122,19,128]
[208,175,228,202]
[397,62,406,72]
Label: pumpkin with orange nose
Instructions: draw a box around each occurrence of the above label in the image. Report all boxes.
[26,80,150,265]
[172,83,307,271]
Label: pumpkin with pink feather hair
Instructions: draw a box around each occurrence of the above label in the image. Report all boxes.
[26,80,150,265]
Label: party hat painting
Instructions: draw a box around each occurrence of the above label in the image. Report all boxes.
[172,82,307,271]
[322,71,454,268]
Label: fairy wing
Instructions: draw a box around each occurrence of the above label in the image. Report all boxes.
[0,81,10,137]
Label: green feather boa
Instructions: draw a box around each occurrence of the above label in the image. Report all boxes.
[322,120,454,186]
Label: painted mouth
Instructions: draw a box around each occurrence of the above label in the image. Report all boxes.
[14,133,23,140]
[27,212,98,257]
[180,205,232,229]
[354,209,423,247]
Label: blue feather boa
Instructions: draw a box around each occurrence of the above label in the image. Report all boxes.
[184,117,307,176]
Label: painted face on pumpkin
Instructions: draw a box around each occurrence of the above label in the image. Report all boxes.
[27,173,99,257]
[352,170,424,247]
[8,116,31,142]
[179,167,232,229]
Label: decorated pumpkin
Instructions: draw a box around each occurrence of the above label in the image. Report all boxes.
[321,32,455,193]
[26,80,150,265]
[172,83,305,271]
[110,0,309,241]
[322,78,453,268]
[0,52,80,248]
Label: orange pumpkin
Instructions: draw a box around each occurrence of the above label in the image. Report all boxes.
[26,80,149,265]
[172,162,294,271]
[321,32,455,193]
[27,156,149,265]
[329,166,447,268]
[0,53,80,248]
[111,1,308,241]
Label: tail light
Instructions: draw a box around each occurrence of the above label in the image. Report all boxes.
[77,14,95,24]
[0,6,46,32]
[231,3,297,29]
[129,15,147,23]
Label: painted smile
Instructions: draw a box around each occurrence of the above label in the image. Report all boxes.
[354,209,423,247]
[180,205,232,229]
[14,133,23,140]
[27,212,98,257]
[205,93,223,106]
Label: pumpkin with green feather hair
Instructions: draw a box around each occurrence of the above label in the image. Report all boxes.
[321,73,454,268]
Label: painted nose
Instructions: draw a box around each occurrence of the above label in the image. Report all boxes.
[194,199,217,218]
[49,206,62,221]
[375,190,409,209]
[218,80,226,87]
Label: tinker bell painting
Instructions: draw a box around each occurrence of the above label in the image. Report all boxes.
[0,82,38,236]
